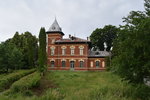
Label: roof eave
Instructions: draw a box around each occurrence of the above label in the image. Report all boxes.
[46,31,64,35]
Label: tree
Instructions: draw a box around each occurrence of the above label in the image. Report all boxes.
[90,25,118,51]
[38,27,47,73]
[11,31,38,69]
[0,42,23,72]
[112,0,150,83]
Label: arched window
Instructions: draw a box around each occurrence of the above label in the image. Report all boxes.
[62,61,66,67]
[79,61,84,68]
[50,46,55,55]
[62,48,66,55]
[61,46,66,55]
[80,48,83,55]
[51,61,55,67]
[79,46,84,55]
[70,46,75,55]
[96,61,100,68]
[51,48,55,55]
[51,39,55,44]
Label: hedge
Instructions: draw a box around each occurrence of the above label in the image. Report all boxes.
[10,72,41,93]
[0,69,35,92]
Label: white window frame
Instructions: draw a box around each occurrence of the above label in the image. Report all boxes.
[80,48,83,55]
[51,48,55,55]
[71,48,74,55]
[62,48,66,55]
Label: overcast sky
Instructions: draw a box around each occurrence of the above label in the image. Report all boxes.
[0,0,145,42]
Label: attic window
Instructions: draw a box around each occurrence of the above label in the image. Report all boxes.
[52,26,56,30]
[95,52,100,55]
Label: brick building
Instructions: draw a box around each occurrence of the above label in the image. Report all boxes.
[47,19,110,71]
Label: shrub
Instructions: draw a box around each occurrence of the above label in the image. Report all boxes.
[0,69,35,92]
[10,72,41,93]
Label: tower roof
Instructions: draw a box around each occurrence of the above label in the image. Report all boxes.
[46,18,64,35]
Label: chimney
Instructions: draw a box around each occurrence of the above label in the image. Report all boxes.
[87,37,90,41]
[104,42,107,51]
[69,34,71,38]
[71,36,74,40]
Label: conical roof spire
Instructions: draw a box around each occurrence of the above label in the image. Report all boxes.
[48,18,62,32]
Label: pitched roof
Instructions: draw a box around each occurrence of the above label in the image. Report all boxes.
[88,50,110,57]
[55,36,91,44]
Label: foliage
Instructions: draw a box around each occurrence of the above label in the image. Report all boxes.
[11,32,38,69]
[90,25,118,51]
[0,42,23,72]
[0,69,35,92]
[38,28,47,73]
[1,71,150,100]
[8,72,41,94]
[112,0,150,83]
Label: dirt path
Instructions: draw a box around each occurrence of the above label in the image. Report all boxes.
[31,73,57,96]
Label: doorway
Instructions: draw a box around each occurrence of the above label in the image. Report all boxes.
[70,61,75,70]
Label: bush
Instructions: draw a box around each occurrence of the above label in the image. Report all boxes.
[133,84,150,100]
[0,69,35,92]
[10,72,41,93]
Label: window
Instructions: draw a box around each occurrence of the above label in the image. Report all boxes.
[51,48,55,55]
[79,61,84,68]
[102,61,105,68]
[62,48,66,55]
[96,61,100,68]
[70,61,75,68]
[51,39,55,44]
[62,61,66,67]
[71,48,74,55]
[80,48,83,55]
[91,62,93,68]
[51,61,55,67]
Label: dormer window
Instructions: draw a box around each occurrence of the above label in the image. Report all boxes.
[52,26,56,30]
[95,52,100,55]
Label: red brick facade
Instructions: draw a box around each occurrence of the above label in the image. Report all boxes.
[47,19,109,71]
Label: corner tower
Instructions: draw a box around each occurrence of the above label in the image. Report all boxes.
[46,19,64,45]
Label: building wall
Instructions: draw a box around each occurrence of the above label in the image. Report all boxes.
[47,33,106,71]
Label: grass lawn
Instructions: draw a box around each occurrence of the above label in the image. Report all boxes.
[1,71,149,100]
[44,71,137,100]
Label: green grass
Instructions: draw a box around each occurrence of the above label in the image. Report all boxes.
[0,71,150,100]
[0,69,35,92]
[4,72,41,95]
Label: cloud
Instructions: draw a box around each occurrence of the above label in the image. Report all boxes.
[0,0,145,42]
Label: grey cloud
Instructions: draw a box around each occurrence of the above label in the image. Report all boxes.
[0,0,145,42]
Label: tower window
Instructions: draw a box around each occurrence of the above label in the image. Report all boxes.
[51,48,55,55]
[51,39,55,44]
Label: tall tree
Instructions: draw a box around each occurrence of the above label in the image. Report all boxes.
[11,31,38,69]
[0,42,23,72]
[90,25,118,51]
[38,27,47,72]
[112,0,150,83]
